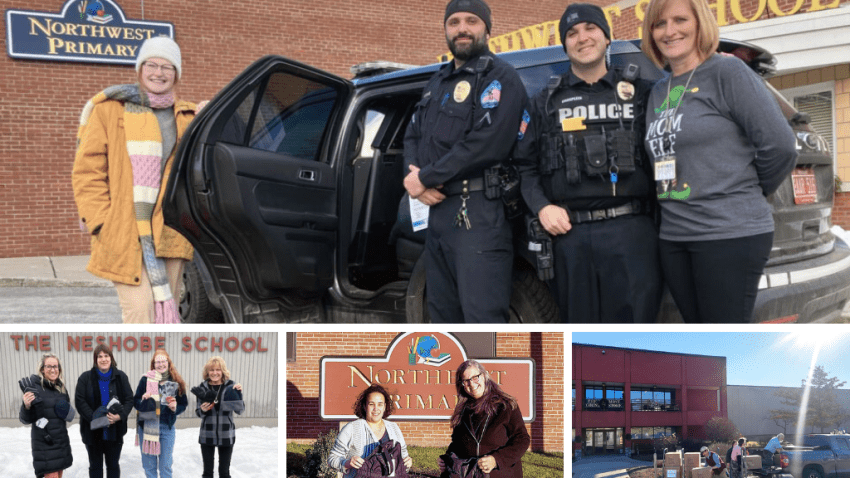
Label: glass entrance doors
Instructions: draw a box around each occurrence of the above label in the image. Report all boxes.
[585,428,623,454]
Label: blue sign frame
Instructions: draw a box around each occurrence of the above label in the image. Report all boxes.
[6,0,174,64]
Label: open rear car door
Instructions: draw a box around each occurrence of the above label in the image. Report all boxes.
[164,56,353,322]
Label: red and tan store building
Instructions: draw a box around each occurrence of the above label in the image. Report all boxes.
[286,332,564,452]
[573,343,727,455]
[2,0,849,258]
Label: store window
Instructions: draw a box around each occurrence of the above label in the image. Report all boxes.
[630,426,678,439]
[631,387,677,411]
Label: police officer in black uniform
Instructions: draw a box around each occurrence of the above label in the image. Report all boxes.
[403,0,527,323]
[513,3,662,322]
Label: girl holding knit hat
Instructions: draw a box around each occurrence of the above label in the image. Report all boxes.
[72,35,197,324]
[134,349,188,478]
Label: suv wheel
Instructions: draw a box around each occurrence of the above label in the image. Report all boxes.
[405,259,558,323]
[180,260,224,323]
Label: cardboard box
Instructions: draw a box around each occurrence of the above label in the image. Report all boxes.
[685,452,702,478]
[666,452,683,467]
[744,455,762,469]
[691,467,712,478]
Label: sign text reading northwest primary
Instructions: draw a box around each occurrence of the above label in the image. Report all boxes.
[6,0,173,64]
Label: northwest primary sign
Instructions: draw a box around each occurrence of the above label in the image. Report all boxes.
[6,0,173,64]
[320,332,535,421]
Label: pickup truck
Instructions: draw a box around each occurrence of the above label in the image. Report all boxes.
[778,434,850,478]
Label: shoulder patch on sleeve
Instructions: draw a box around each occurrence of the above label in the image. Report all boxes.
[480,80,502,109]
[518,109,530,140]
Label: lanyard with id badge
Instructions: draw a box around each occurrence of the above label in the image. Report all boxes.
[655,65,698,186]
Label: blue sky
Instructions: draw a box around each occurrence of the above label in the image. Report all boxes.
[573,332,850,388]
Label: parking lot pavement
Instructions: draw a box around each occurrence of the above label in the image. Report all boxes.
[572,455,651,478]
[1,255,850,322]
[0,286,122,323]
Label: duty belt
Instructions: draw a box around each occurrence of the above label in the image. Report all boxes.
[566,200,645,224]
[442,177,486,196]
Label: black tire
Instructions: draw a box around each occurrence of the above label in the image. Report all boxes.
[180,260,224,323]
[508,264,558,323]
[802,467,823,478]
[405,259,559,323]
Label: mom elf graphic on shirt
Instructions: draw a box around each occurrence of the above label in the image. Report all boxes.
[646,85,699,200]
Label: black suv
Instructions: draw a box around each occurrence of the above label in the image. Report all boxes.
[166,39,850,323]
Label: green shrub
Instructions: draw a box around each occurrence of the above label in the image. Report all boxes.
[303,428,340,478]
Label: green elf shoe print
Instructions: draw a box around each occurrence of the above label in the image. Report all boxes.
[656,85,686,113]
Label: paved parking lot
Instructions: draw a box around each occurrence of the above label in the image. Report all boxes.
[572,455,651,478]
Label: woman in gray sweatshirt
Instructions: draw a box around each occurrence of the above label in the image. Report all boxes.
[640,0,797,322]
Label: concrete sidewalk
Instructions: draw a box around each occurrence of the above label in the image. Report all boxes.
[572,455,650,478]
[0,255,110,287]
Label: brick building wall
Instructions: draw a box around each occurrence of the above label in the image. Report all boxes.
[2,0,849,258]
[286,332,564,452]
[0,0,592,258]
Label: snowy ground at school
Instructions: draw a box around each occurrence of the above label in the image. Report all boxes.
[833,225,849,245]
[0,424,278,477]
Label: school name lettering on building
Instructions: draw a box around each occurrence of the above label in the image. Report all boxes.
[439,0,842,59]
[320,332,535,421]
[8,335,270,354]
[6,0,173,64]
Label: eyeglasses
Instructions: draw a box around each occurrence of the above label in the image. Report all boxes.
[142,62,176,75]
[44,365,60,370]
[154,360,169,365]
[461,373,483,386]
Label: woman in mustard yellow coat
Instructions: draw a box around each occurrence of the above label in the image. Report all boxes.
[72,36,195,324]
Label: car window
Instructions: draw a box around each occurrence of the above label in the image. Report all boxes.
[248,73,337,160]
[359,110,386,158]
[516,61,572,97]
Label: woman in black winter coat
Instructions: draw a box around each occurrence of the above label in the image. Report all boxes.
[75,344,135,478]
[193,356,244,478]
[439,360,530,478]
[20,353,75,478]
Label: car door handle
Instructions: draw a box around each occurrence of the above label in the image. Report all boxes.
[298,169,316,181]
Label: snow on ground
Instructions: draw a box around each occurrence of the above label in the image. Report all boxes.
[832,225,849,245]
[0,424,277,477]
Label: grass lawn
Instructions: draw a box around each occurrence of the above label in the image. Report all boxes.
[287,442,564,478]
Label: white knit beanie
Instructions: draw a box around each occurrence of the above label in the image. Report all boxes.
[136,36,182,80]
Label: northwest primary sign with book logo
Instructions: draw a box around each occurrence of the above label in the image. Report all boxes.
[319,332,535,421]
[6,0,173,64]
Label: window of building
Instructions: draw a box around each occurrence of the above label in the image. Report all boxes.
[631,387,677,411]
[584,385,625,410]
[573,386,576,411]
[286,332,296,362]
[782,82,836,176]
[630,426,678,440]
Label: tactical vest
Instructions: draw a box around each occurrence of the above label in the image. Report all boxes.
[538,68,652,205]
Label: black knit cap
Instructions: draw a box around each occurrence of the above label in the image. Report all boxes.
[559,3,611,47]
[445,0,492,33]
